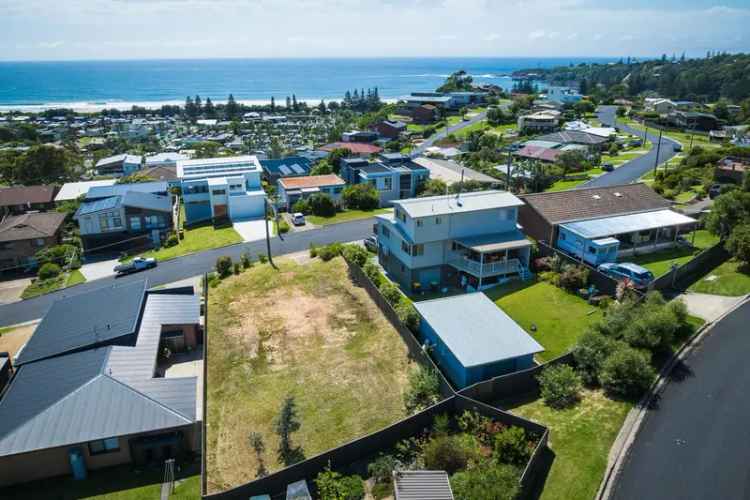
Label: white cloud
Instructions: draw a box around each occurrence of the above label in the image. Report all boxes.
[483,33,501,42]
[528,30,546,40]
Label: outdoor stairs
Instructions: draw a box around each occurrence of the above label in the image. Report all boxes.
[519,265,533,281]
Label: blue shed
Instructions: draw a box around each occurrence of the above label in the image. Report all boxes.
[414,293,544,389]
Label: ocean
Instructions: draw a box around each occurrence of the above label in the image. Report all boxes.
[0,57,617,112]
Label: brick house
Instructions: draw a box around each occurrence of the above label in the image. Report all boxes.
[373,120,407,139]
[0,211,66,272]
[0,185,59,216]
[412,104,438,124]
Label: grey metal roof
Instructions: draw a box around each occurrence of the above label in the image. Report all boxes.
[86,181,168,200]
[395,190,524,219]
[457,229,532,253]
[561,209,696,239]
[15,281,147,366]
[414,293,543,367]
[122,191,172,213]
[0,289,200,458]
[75,195,121,216]
[394,470,454,500]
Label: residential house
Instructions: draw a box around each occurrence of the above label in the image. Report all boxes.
[372,120,407,139]
[144,152,190,169]
[515,144,562,163]
[518,183,697,265]
[666,111,719,132]
[177,156,265,225]
[259,156,312,184]
[645,98,676,115]
[544,86,583,104]
[0,185,59,216]
[54,180,117,204]
[400,91,487,111]
[715,156,749,184]
[75,191,174,253]
[277,175,346,211]
[85,181,169,201]
[141,165,180,188]
[95,154,143,177]
[340,153,429,207]
[412,104,439,124]
[376,190,532,293]
[517,110,560,133]
[341,130,379,143]
[536,130,611,152]
[414,293,543,389]
[0,281,202,487]
[0,212,66,272]
[319,142,383,157]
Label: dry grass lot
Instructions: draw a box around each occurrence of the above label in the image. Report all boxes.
[206,257,414,492]
[0,323,37,358]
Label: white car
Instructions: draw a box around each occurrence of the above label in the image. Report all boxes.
[291,213,306,226]
[114,257,157,276]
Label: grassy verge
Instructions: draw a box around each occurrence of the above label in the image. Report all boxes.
[621,117,721,150]
[629,230,719,277]
[510,390,633,500]
[688,258,750,296]
[485,280,603,362]
[206,257,414,492]
[0,463,200,500]
[21,268,86,300]
[545,178,588,192]
[66,269,86,286]
[307,208,392,226]
[135,222,242,262]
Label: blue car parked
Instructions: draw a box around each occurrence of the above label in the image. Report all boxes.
[598,262,655,289]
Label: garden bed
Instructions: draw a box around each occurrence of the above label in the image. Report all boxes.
[206,257,417,492]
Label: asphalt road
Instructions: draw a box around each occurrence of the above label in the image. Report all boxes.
[0,217,375,327]
[410,110,488,158]
[580,106,680,188]
[611,299,750,500]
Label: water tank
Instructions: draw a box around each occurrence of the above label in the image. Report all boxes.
[68,447,88,480]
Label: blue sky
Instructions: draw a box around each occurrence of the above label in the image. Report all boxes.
[1,0,749,60]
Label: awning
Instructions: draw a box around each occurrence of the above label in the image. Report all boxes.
[561,209,697,240]
[456,230,532,253]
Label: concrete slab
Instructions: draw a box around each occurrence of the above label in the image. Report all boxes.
[0,277,32,304]
[164,351,204,421]
[677,292,746,323]
[232,217,271,242]
[80,257,119,281]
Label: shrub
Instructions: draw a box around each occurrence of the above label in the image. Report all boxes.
[342,183,379,210]
[600,345,656,399]
[277,218,290,234]
[422,435,468,475]
[309,243,318,258]
[363,261,382,286]
[233,262,241,275]
[240,252,252,268]
[378,280,402,306]
[38,262,61,280]
[395,301,420,331]
[308,193,337,217]
[164,233,179,248]
[433,413,452,436]
[368,454,398,486]
[35,244,77,267]
[494,426,531,467]
[450,463,520,500]
[314,466,364,500]
[341,244,368,267]
[726,223,750,265]
[317,242,343,261]
[403,364,441,412]
[258,253,268,264]
[291,199,310,214]
[215,256,232,278]
[538,364,582,409]
[558,264,589,291]
[574,330,618,385]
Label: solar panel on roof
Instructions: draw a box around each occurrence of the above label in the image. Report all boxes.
[290,163,305,174]
[279,165,292,175]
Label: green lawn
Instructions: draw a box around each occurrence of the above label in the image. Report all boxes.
[629,230,720,277]
[510,390,633,500]
[307,207,392,226]
[485,280,603,362]
[0,463,200,500]
[206,257,414,492]
[545,178,589,192]
[21,269,87,300]
[689,258,750,296]
[135,222,242,261]
[621,118,721,150]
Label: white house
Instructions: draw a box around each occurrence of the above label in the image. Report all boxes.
[177,156,266,225]
[544,86,583,104]
[375,190,532,293]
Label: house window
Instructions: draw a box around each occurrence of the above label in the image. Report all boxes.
[382,177,393,192]
[34,238,46,247]
[144,215,163,228]
[212,189,226,196]
[381,226,390,239]
[435,217,442,225]
[99,212,123,231]
[416,219,423,227]
[130,217,142,230]
[401,240,410,254]
[412,244,424,256]
[588,246,597,254]
[333,187,343,194]
[88,437,120,455]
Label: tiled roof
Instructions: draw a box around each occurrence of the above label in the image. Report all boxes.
[516,145,562,162]
[520,183,673,225]
[319,142,383,154]
[0,212,66,242]
[0,185,58,207]
[279,174,345,190]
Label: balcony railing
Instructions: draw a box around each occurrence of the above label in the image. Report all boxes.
[448,257,522,277]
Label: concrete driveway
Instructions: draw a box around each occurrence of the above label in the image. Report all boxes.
[80,257,119,281]
[0,277,32,305]
[232,217,271,242]
[677,291,747,322]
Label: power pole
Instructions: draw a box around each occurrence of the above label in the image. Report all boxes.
[653,129,663,174]
[263,197,275,268]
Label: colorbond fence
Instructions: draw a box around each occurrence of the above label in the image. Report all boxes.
[650,242,729,292]
[201,274,209,497]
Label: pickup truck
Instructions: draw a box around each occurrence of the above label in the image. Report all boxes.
[114,257,157,276]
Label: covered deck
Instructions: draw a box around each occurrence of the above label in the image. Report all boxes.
[448,230,532,290]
